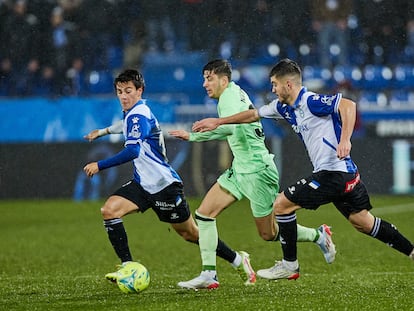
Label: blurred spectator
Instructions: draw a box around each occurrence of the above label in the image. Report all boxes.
[176,0,209,52]
[66,57,88,96]
[356,0,407,65]
[16,59,42,96]
[141,1,177,52]
[0,58,16,96]
[37,65,56,96]
[42,6,81,95]
[75,0,122,70]
[270,1,313,62]
[1,0,41,75]
[123,19,146,68]
[231,0,274,60]
[403,1,414,61]
[310,0,353,68]
[198,0,232,58]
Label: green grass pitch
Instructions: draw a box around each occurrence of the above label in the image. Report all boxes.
[0,196,413,311]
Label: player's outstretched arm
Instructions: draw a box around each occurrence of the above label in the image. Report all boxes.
[192,118,220,132]
[84,129,103,142]
[84,120,123,142]
[168,129,190,141]
[192,109,260,132]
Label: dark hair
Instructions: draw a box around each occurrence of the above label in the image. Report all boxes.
[114,69,145,91]
[202,59,232,81]
[269,58,301,79]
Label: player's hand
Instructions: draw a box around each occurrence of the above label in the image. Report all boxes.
[168,130,190,141]
[84,129,100,142]
[337,140,351,160]
[83,162,99,177]
[192,118,220,132]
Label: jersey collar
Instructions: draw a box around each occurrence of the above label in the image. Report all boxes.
[123,99,145,118]
[292,87,307,109]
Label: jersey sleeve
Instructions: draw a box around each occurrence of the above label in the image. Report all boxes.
[306,93,342,117]
[108,119,123,134]
[258,100,283,119]
[189,125,234,142]
[97,145,139,170]
[124,113,151,146]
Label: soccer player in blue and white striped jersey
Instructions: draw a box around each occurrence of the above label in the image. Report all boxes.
[83,69,252,285]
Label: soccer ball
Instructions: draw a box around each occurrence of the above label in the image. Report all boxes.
[116,262,150,294]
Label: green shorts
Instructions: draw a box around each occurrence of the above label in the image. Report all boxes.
[217,163,279,218]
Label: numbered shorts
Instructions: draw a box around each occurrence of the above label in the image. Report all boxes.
[217,164,279,218]
[112,180,191,223]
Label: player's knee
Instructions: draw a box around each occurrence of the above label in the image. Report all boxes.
[259,231,275,241]
[179,230,198,243]
[273,201,285,215]
[101,199,121,219]
[101,204,114,219]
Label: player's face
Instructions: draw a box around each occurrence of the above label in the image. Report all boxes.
[270,75,292,104]
[116,81,142,111]
[203,70,227,99]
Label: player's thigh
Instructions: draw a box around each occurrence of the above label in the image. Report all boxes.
[273,191,300,215]
[170,215,199,242]
[101,195,138,219]
[197,182,236,218]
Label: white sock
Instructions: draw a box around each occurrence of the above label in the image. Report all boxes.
[231,252,242,268]
[282,259,299,271]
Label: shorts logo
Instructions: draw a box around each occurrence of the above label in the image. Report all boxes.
[155,201,174,210]
[345,173,360,193]
[288,186,296,194]
[170,213,179,220]
[309,180,320,190]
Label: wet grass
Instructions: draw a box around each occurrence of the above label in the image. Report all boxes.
[0,196,413,311]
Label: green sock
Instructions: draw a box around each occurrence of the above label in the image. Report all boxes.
[297,224,318,242]
[195,210,218,271]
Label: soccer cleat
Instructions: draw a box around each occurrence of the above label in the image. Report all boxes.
[105,262,133,283]
[257,261,300,280]
[235,251,256,285]
[316,224,337,264]
[177,271,219,290]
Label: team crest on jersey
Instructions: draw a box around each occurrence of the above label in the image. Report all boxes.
[129,124,141,138]
[321,95,336,106]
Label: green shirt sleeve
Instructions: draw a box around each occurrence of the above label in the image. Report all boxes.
[189,124,234,142]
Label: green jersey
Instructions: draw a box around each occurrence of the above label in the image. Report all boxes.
[189,82,275,174]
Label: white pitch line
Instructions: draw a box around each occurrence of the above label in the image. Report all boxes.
[373,203,414,215]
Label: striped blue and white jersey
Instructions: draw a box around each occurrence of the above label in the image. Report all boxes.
[123,100,182,193]
[258,87,358,173]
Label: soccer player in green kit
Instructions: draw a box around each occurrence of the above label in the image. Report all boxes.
[169,59,336,289]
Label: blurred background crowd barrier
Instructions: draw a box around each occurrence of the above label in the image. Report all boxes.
[1,0,414,199]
